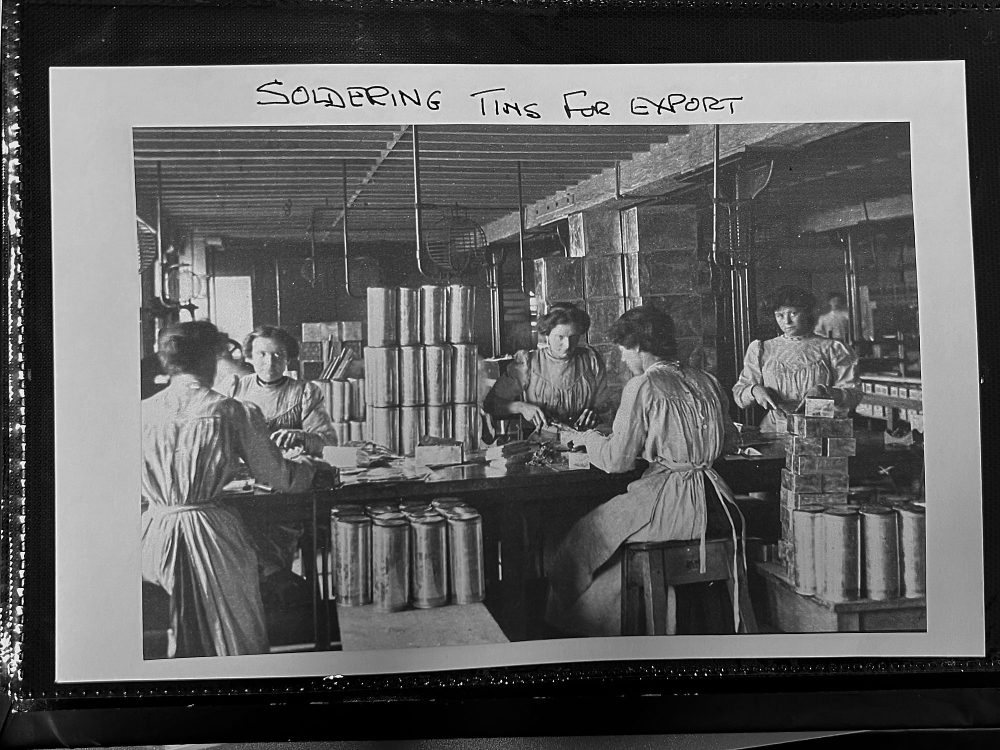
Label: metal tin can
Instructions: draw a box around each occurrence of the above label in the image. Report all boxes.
[821,507,861,602]
[398,287,421,346]
[897,503,926,598]
[329,379,351,422]
[861,505,900,600]
[447,284,476,344]
[363,347,399,407]
[447,506,486,604]
[349,420,365,442]
[792,505,825,595]
[424,345,454,405]
[410,513,448,608]
[399,346,426,406]
[431,497,466,510]
[453,402,480,454]
[328,504,363,596]
[400,405,427,456]
[372,516,411,612]
[369,406,400,453]
[332,422,349,445]
[425,404,453,439]
[420,285,447,345]
[452,344,479,403]
[334,513,372,606]
[348,377,366,420]
[366,287,398,347]
[400,499,433,515]
[365,502,401,517]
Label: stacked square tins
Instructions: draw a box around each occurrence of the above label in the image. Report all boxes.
[781,414,926,604]
[364,285,479,455]
[330,498,485,611]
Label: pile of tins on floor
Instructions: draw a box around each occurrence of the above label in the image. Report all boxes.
[329,497,486,612]
[779,409,926,603]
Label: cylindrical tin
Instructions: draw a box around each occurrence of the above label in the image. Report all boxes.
[363,347,399,407]
[366,287,398,346]
[398,287,421,346]
[792,505,825,596]
[431,497,467,511]
[821,507,861,603]
[447,284,476,344]
[420,285,447,345]
[453,402,480,454]
[334,513,372,606]
[424,345,454,405]
[399,346,426,406]
[452,344,479,403]
[369,406,400,453]
[365,502,402,517]
[861,505,900,600]
[372,516,411,612]
[329,379,351,422]
[348,377,366,420]
[349,420,365,442]
[400,499,433,515]
[425,404,453,439]
[332,422,349,445]
[897,503,926,598]
[400,405,427,456]
[410,513,448,608]
[447,506,486,604]
[328,504,364,596]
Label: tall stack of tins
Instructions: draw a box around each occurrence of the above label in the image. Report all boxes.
[364,285,478,455]
[779,413,854,592]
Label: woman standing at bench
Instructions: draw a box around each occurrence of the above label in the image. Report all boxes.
[549,306,742,637]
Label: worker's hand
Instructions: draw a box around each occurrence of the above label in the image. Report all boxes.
[805,384,832,399]
[514,401,549,429]
[560,425,588,448]
[270,428,316,454]
[751,384,780,411]
[573,408,598,430]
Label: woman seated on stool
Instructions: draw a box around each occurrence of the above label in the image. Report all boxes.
[141,321,315,657]
[550,305,744,637]
[484,302,606,434]
[733,285,861,433]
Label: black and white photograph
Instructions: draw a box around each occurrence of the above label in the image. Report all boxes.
[48,63,982,682]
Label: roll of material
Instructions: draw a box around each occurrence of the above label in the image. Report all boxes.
[398,287,421,346]
[334,514,372,606]
[367,287,398,347]
[821,507,861,602]
[420,285,448,345]
[861,505,900,600]
[332,422,349,445]
[348,378,366,420]
[452,344,479,403]
[400,405,427,456]
[329,379,352,422]
[453,403,480,454]
[897,503,926,598]
[369,406,400,454]
[425,404,453,439]
[410,513,449,608]
[447,506,486,604]
[424,345,454,405]
[349,420,365,442]
[447,284,476,344]
[364,347,399,407]
[399,346,426,406]
[792,505,825,596]
[372,517,411,612]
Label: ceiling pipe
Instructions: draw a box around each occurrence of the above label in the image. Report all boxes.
[411,125,437,280]
[156,161,180,310]
[516,161,528,294]
[341,160,363,298]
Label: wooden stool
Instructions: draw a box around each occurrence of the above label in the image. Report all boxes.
[621,538,757,635]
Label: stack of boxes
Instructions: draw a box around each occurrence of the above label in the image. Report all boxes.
[778,410,856,577]
[302,321,366,442]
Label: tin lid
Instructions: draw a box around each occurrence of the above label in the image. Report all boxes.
[335,513,372,526]
[366,503,400,514]
[399,500,433,511]
[824,506,859,517]
[371,511,407,522]
[447,507,482,522]
[373,516,410,528]
[409,512,446,525]
[431,497,466,509]
[793,505,826,515]
[897,502,926,516]
[330,504,363,518]
[860,504,894,516]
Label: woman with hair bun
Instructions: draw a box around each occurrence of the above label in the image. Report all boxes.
[733,285,861,432]
[141,321,314,657]
[484,302,606,432]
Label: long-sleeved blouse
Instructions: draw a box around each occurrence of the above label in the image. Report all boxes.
[732,334,861,432]
[141,376,315,657]
[230,374,339,454]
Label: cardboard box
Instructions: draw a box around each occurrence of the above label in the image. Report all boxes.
[786,414,853,438]
[567,452,591,470]
[789,455,849,475]
[822,474,850,493]
[824,437,857,456]
[786,436,823,457]
[781,468,823,494]
[322,446,363,469]
[804,398,836,417]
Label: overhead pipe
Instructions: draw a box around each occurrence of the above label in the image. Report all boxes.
[155,161,179,311]
[307,217,318,287]
[274,255,283,329]
[516,161,528,294]
[411,125,436,279]
[341,160,363,298]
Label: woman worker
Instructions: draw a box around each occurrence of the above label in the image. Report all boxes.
[548,306,745,637]
[141,321,315,657]
[733,285,861,432]
[484,303,606,432]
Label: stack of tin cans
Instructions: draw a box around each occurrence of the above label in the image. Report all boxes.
[330,497,486,610]
[364,285,480,455]
[313,378,367,444]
